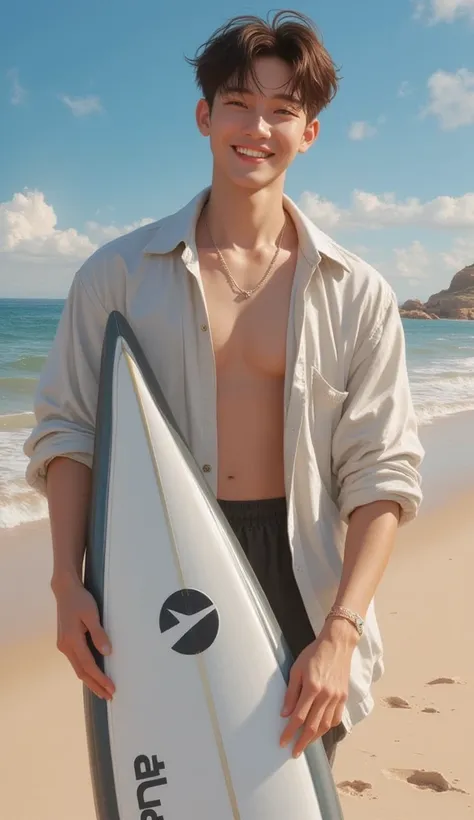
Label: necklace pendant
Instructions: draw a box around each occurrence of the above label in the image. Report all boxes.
[205,207,287,302]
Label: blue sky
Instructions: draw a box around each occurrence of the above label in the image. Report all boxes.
[1,0,473,300]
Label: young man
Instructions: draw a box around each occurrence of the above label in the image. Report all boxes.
[24,11,423,767]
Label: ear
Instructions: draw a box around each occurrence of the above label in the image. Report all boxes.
[298,118,320,154]
[196,98,211,136]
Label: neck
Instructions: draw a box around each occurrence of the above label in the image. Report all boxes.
[203,172,287,251]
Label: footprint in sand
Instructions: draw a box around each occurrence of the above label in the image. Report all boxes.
[337,780,372,797]
[383,696,411,709]
[383,769,468,794]
[421,707,440,714]
[426,676,464,686]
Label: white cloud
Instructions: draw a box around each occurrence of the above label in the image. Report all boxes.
[298,192,342,231]
[412,0,426,19]
[300,190,474,230]
[0,191,96,258]
[442,236,474,270]
[397,80,413,98]
[84,218,155,246]
[0,191,156,297]
[0,190,156,261]
[351,244,371,256]
[396,238,473,278]
[348,121,377,141]
[394,240,431,281]
[422,69,474,130]
[7,68,26,106]
[375,236,473,302]
[59,94,103,117]
[415,0,474,22]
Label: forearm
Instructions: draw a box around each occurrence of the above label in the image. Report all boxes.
[47,456,92,591]
[334,500,401,618]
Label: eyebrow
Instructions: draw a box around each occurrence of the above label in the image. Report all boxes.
[222,86,301,105]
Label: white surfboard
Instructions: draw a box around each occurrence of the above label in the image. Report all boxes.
[83,311,343,820]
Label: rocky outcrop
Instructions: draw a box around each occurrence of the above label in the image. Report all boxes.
[399,309,439,320]
[401,299,425,312]
[400,264,474,319]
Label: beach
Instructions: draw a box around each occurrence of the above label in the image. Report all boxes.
[0,410,472,819]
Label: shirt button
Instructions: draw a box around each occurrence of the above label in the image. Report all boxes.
[200,324,208,332]
[202,464,212,473]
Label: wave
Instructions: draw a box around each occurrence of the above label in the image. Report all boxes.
[0,481,48,528]
[410,360,474,379]
[4,354,46,373]
[0,428,47,528]
[416,400,474,426]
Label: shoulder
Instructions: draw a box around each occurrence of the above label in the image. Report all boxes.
[77,219,162,283]
[320,237,397,339]
[72,217,169,309]
[330,238,394,304]
[293,199,396,325]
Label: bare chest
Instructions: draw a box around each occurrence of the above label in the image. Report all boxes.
[199,249,296,377]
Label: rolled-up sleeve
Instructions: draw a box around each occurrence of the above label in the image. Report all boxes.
[332,289,424,526]
[24,272,109,495]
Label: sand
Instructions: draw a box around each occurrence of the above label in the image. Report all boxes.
[0,412,473,819]
[334,489,473,819]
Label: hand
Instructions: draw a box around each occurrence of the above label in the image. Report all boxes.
[279,618,357,757]
[52,574,115,701]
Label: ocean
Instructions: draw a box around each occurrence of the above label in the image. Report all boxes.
[1,297,473,528]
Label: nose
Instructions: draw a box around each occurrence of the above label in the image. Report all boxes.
[244,114,271,139]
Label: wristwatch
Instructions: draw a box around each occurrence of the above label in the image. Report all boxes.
[326,605,364,638]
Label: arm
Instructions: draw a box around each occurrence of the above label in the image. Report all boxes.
[324,287,423,631]
[24,271,109,494]
[279,500,400,757]
[48,457,92,587]
[280,289,423,755]
[333,499,400,619]
[332,288,424,526]
[24,269,115,700]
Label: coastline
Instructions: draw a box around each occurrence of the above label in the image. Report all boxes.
[0,409,472,818]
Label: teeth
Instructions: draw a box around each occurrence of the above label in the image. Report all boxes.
[235,147,270,158]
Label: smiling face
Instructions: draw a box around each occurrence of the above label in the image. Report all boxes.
[196,56,319,191]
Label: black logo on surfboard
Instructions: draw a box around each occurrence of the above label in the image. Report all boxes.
[159,589,219,655]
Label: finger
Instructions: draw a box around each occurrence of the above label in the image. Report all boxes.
[69,650,112,700]
[83,673,113,701]
[82,608,112,657]
[332,699,345,729]
[75,634,115,696]
[280,664,303,717]
[280,684,318,748]
[293,700,337,758]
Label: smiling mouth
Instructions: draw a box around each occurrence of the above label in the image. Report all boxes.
[232,146,275,159]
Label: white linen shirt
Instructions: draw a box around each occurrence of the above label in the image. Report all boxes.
[24,187,424,732]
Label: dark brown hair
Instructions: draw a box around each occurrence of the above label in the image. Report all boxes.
[186,10,341,120]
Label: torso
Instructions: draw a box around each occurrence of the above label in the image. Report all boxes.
[197,218,299,500]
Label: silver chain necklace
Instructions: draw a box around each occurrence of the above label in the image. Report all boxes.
[204,209,287,299]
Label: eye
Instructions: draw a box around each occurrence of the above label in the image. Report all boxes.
[276,108,297,116]
[225,99,247,108]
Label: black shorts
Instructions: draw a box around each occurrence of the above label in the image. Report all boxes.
[217,496,346,766]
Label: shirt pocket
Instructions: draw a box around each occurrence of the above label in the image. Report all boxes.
[311,366,349,420]
[311,366,348,408]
